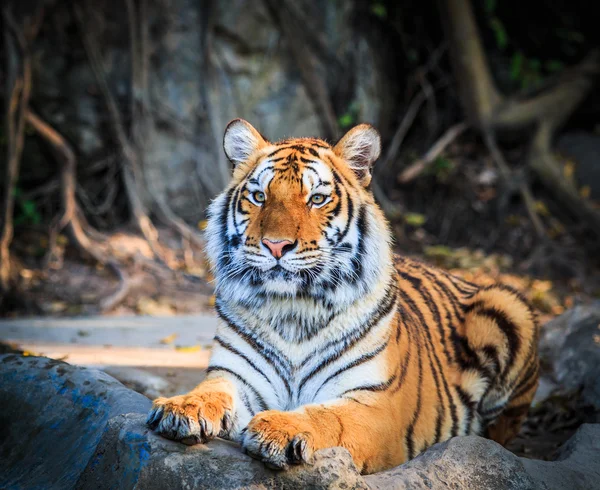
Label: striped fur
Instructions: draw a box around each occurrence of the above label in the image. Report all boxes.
[147,120,539,474]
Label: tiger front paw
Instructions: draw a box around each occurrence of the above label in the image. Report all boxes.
[146,391,234,445]
[241,410,315,470]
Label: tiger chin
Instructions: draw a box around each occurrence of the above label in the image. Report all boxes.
[147,119,539,474]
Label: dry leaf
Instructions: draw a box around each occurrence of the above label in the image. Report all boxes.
[160,333,178,345]
[580,186,591,199]
[534,200,549,216]
[563,160,575,179]
[175,345,202,353]
[137,297,176,316]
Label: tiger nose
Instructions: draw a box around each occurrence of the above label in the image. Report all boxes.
[262,238,297,259]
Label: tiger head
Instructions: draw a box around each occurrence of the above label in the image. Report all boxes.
[206,119,393,308]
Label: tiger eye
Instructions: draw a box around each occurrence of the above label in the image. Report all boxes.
[253,191,266,203]
[311,194,326,205]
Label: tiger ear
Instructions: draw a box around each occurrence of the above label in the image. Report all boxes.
[223,119,269,166]
[333,124,381,186]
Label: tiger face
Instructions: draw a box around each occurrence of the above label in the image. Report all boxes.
[206,119,391,309]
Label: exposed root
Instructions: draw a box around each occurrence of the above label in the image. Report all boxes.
[25,109,131,313]
[483,131,546,240]
[73,2,166,265]
[398,121,468,183]
[0,7,38,293]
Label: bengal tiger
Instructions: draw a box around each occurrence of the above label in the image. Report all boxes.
[146,119,539,474]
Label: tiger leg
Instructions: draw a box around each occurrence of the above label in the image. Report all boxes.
[486,391,536,446]
[241,396,399,473]
[486,358,539,446]
[461,285,539,446]
[147,377,236,444]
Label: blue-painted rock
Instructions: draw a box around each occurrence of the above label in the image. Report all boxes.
[0,355,151,489]
[3,300,600,490]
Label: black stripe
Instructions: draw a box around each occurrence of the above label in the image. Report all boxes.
[398,270,452,364]
[397,272,447,444]
[348,206,366,284]
[405,337,423,460]
[343,396,372,407]
[397,287,459,437]
[298,284,396,392]
[206,365,267,411]
[334,182,354,245]
[391,305,414,394]
[313,340,389,398]
[214,336,275,392]
[239,390,255,416]
[341,371,397,396]
[464,302,521,380]
[455,385,476,435]
[215,302,292,396]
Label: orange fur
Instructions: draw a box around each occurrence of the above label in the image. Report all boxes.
[148,122,540,474]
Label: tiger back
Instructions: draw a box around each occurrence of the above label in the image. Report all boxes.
[146,119,539,474]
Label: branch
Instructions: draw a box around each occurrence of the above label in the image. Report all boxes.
[25,109,132,312]
[397,121,468,183]
[0,7,35,292]
[73,2,165,263]
[441,0,600,241]
[493,50,600,130]
[439,0,502,128]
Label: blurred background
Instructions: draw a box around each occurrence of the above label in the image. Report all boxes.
[1,0,599,321]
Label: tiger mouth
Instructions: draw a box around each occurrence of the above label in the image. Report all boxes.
[263,265,298,280]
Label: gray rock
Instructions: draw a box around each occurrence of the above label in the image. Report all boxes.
[366,424,600,490]
[538,301,600,410]
[365,436,538,490]
[101,366,171,399]
[77,413,367,490]
[0,354,151,489]
[556,131,600,199]
[3,339,600,489]
[520,424,600,490]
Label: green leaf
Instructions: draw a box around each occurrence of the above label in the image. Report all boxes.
[424,245,454,258]
[489,17,508,50]
[484,0,497,14]
[528,58,541,72]
[338,113,354,129]
[545,60,564,73]
[403,212,427,227]
[21,200,37,217]
[370,3,387,19]
[510,52,524,81]
[433,156,452,172]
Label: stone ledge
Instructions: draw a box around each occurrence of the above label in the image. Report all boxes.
[2,353,600,490]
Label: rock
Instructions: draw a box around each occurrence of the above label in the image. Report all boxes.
[366,424,600,490]
[556,131,600,199]
[3,343,600,489]
[538,301,600,410]
[365,436,538,490]
[100,366,171,399]
[0,354,150,489]
[77,413,367,490]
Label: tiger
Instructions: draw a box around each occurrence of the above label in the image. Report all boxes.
[146,118,539,474]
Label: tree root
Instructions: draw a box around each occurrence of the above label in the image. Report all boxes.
[441,0,600,243]
[1,7,39,293]
[25,109,131,313]
[398,121,468,183]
